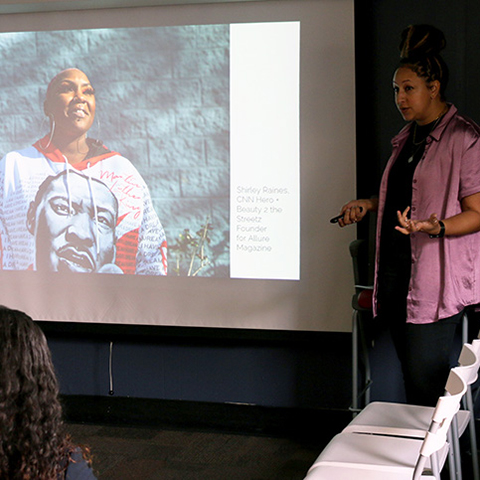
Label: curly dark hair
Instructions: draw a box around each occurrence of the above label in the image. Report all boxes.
[0,306,86,479]
[398,24,449,101]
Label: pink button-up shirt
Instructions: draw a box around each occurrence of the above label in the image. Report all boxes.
[374,105,480,324]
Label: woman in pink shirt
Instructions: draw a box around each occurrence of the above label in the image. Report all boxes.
[339,24,480,406]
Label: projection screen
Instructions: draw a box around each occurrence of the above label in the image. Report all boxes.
[0,0,356,331]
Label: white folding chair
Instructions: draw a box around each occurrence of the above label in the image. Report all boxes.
[342,340,480,480]
[303,368,467,480]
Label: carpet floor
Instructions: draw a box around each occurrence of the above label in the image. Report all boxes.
[67,422,324,480]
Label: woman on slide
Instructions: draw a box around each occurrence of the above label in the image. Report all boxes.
[0,68,167,275]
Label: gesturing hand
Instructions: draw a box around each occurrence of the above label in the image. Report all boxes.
[395,206,442,236]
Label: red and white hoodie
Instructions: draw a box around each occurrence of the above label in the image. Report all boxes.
[0,137,167,275]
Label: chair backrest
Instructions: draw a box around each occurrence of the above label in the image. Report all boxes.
[349,239,370,290]
[348,204,377,287]
[457,341,480,385]
[413,368,467,480]
[469,338,480,361]
[349,239,374,310]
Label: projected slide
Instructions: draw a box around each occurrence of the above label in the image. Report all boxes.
[0,0,355,331]
[230,23,300,280]
[0,22,299,281]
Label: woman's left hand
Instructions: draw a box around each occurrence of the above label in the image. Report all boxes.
[395,206,442,236]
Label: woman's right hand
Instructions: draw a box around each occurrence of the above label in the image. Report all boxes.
[338,198,377,227]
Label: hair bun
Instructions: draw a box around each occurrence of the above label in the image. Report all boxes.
[399,24,446,59]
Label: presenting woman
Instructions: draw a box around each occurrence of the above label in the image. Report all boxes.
[338,25,480,406]
[0,68,167,275]
[0,305,97,478]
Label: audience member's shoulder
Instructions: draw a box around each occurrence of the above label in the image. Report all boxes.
[64,447,97,480]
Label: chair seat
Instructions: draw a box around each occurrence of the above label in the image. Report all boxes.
[304,463,436,479]
[306,432,449,477]
[357,288,373,309]
[343,401,471,438]
[352,288,373,310]
[305,369,467,480]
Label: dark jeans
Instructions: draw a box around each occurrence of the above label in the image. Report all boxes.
[389,310,463,406]
[377,268,463,406]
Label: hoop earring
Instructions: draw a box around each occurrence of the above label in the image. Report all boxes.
[39,115,55,150]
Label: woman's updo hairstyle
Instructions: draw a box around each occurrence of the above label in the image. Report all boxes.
[399,24,449,100]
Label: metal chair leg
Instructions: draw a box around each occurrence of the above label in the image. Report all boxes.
[463,311,469,344]
[358,314,372,405]
[351,308,372,414]
[451,415,463,480]
[352,309,359,414]
[461,309,479,480]
[466,386,479,480]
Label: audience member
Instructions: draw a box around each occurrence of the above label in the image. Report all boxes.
[0,305,97,479]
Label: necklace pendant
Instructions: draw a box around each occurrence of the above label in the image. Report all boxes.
[407,155,414,164]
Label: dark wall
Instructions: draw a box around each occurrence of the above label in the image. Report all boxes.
[45,0,480,420]
[46,328,352,410]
